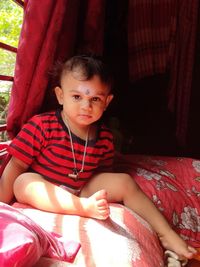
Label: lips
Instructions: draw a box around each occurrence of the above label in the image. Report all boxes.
[78,114,92,119]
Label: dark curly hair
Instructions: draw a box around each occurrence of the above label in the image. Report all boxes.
[53,55,114,92]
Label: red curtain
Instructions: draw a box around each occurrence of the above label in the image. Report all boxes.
[7,0,199,148]
[167,0,199,147]
[7,0,106,138]
[128,0,177,81]
[128,0,199,147]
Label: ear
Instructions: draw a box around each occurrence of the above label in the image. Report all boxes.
[55,86,64,105]
[105,94,114,109]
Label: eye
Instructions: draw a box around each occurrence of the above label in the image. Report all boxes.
[92,97,101,102]
[72,95,81,100]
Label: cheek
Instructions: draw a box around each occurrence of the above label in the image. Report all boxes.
[63,101,75,114]
[93,105,105,117]
[63,97,74,107]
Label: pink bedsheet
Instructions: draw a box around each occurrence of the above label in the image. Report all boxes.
[13,202,164,267]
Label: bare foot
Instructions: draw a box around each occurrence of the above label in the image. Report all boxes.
[159,229,197,259]
[81,189,110,220]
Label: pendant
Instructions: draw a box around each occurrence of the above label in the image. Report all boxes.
[68,169,79,181]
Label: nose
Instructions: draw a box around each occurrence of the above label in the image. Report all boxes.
[81,99,92,110]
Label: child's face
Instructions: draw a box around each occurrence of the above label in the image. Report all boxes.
[55,73,113,128]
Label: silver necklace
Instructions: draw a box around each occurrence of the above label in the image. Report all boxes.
[64,118,90,181]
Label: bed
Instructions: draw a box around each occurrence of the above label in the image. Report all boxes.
[1,1,200,266]
[0,152,200,266]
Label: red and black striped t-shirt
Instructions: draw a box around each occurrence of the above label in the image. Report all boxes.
[8,110,114,190]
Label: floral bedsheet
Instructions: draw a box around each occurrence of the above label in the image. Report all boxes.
[114,153,200,248]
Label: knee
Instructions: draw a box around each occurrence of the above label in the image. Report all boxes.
[119,173,139,193]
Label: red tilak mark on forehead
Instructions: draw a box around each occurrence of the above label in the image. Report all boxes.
[85,89,90,95]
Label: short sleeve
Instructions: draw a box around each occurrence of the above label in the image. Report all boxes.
[8,115,46,165]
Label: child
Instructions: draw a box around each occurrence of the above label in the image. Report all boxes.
[0,55,196,260]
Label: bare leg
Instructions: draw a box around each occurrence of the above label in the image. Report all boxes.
[80,172,197,259]
[13,173,109,219]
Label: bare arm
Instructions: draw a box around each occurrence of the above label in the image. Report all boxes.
[0,156,28,203]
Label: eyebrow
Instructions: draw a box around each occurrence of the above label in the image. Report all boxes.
[69,89,107,96]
